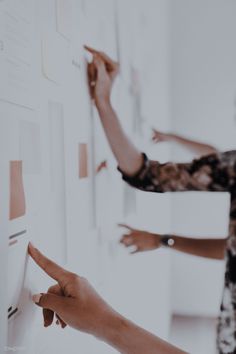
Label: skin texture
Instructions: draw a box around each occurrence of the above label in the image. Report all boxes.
[119,224,226,260]
[85,46,143,177]
[152,129,218,157]
[28,243,186,354]
[85,47,226,261]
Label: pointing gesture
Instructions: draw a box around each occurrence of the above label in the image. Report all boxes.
[28,243,115,334]
[28,242,186,353]
[84,45,119,103]
[118,224,161,254]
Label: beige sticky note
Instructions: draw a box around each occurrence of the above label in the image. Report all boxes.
[9,161,26,220]
[79,144,88,179]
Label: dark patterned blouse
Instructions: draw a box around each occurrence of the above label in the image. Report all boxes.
[118,151,236,354]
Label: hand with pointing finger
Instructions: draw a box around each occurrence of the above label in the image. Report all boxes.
[85,45,119,105]
[28,242,118,337]
[119,224,161,254]
[28,242,186,354]
[152,129,171,144]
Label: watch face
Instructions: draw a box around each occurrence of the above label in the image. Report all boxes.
[167,238,175,247]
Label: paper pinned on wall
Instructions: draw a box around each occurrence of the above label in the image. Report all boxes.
[19,121,41,175]
[9,161,26,221]
[42,34,70,84]
[0,0,37,109]
[79,143,88,179]
[56,0,75,40]
[48,101,67,263]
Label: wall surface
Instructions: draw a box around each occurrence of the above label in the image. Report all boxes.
[170,0,236,316]
[0,1,172,353]
[2,1,235,352]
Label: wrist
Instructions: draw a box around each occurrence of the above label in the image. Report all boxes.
[166,133,175,141]
[95,96,111,110]
[152,234,161,248]
[160,234,176,248]
[99,311,129,350]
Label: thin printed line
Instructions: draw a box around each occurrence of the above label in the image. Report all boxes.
[9,230,27,240]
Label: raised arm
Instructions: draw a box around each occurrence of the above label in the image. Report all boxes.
[152,129,218,157]
[28,243,186,354]
[119,224,226,260]
[85,47,236,194]
[85,46,143,176]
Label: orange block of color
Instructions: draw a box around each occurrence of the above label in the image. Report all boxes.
[79,144,88,179]
[9,161,26,220]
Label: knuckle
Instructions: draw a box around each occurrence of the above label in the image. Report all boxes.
[47,285,55,293]
[69,272,79,281]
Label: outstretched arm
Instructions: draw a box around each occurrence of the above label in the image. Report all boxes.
[119,224,226,260]
[152,130,218,157]
[28,243,186,354]
[85,46,143,176]
[85,47,235,195]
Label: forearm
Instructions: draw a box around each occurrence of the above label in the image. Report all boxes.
[96,99,143,176]
[159,235,226,260]
[169,134,218,157]
[102,313,187,354]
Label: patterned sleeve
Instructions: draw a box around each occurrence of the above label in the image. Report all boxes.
[118,151,236,193]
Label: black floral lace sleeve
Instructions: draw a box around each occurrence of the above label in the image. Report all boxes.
[120,150,236,354]
[118,151,236,193]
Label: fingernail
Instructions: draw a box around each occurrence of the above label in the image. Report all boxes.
[32,294,42,304]
[29,241,35,249]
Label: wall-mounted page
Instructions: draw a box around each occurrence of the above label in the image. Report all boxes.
[56,0,75,41]
[79,143,88,179]
[42,34,70,84]
[9,161,26,221]
[20,121,41,175]
[48,101,67,264]
[0,0,37,109]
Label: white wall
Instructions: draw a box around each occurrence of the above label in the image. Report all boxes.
[170,0,236,316]
[0,1,172,354]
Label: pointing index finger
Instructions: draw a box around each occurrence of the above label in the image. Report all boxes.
[28,242,69,284]
[84,45,99,55]
[84,45,118,69]
[118,223,134,231]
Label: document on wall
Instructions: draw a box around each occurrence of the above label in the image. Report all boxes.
[56,0,75,41]
[19,121,41,175]
[0,0,37,109]
[47,101,67,264]
[42,34,70,84]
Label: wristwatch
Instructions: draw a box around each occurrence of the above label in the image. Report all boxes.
[160,234,175,248]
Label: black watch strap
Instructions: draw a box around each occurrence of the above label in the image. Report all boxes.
[160,235,175,248]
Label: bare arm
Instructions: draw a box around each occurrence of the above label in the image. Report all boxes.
[119,225,227,260]
[106,316,187,354]
[167,235,226,260]
[28,243,187,354]
[152,130,218,157]
[96,100,143,176]
[85,46,143,176]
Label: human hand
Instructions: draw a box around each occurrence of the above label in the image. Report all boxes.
[118,224,161,254]
[152,129,171,144]
[85,45,119,105]
[28,243,117,338]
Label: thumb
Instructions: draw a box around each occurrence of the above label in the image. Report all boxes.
[94,57,107,78]
[32,293,66,313]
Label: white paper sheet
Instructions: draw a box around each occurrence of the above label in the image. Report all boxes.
[42,34,70,84]
[20,121,41,175]
[47,101,67,264]
[56,0,75,40]
[0,0,37,109]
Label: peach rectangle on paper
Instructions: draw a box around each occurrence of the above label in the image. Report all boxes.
[79,144,88,179]
[9,161,26,220]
